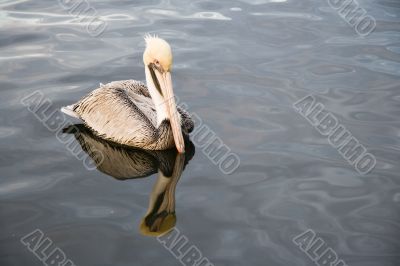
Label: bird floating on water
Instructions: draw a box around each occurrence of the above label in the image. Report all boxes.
[61,35,193,153]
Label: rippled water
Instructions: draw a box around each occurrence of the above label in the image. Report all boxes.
[1,0,400,265]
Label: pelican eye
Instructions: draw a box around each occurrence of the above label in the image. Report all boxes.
[151,61,164,73]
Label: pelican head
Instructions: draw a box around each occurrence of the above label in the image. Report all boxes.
[143,35,173,72]
[143,35,185,153]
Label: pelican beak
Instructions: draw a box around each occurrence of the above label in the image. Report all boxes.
[155,70,185,153]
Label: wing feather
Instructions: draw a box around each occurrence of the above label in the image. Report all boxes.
[69,79,194,148]
[73,80,157,147]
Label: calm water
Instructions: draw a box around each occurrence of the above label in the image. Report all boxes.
[1,0,400,265]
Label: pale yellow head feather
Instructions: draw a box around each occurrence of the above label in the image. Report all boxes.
[143,35,173,72]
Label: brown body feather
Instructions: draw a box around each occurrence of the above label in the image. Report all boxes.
[69,80,193,150]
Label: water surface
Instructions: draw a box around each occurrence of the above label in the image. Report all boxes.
[1,0,400,265]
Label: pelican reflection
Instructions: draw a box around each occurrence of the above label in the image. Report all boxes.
[63,124,195,236]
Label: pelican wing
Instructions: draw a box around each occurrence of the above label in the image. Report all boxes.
[73,80,158,147]
[102,80,194,133]
[100,80,151,98]
[67,80,193,148]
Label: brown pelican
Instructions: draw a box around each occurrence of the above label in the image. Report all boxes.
[64,124,195,236]
[61,35,193,153]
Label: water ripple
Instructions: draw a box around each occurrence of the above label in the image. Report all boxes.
[1,0,400,265]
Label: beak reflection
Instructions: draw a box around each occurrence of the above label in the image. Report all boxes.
[63,124,195,236]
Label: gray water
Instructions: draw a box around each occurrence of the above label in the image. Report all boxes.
[1,0,400,265]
